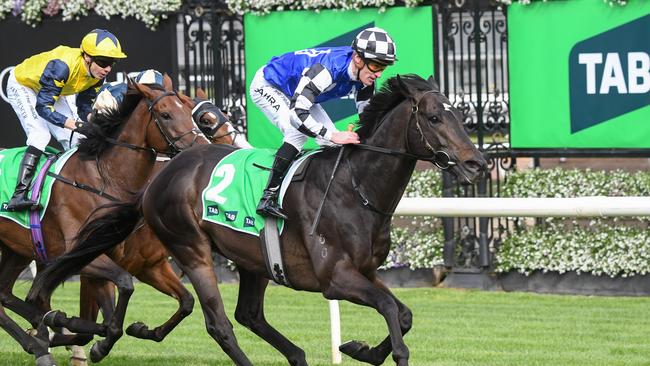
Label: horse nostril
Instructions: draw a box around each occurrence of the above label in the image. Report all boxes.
[465,159,487,174]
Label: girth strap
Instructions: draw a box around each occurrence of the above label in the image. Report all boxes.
[46,172,121,202]
[29,154,59,264]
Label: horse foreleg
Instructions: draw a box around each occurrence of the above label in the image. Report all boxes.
[326,269,410,366]
[125,260,194,341]
[339,278,412,365]
[235,268,307,366]
[0,303,55,365]
[173,254,252,365]
[81,255,134,363]
[0,251,47,326]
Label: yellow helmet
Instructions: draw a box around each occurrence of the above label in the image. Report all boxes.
[80,29,127,59]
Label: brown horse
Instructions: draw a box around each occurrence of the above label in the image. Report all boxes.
[29,75,487,366]
[0,74,207,366]
[72,90,240,363]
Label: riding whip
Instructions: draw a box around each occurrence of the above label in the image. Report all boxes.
[309,124,354,236]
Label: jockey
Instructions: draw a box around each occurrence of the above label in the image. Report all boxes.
[5,28,126,211]
[92,69,164,114]
[93,69,252,149]
[250,27,397,220]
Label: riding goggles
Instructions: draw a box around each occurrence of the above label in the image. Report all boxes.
[93,57,117,69]
[365,60,388,73]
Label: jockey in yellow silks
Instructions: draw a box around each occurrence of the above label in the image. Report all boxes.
[5,29,127,211]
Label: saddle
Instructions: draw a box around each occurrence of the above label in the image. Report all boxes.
[0,147,80,263]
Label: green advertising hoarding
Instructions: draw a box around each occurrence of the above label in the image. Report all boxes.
[509,0,650,149]
[244,7,434,148]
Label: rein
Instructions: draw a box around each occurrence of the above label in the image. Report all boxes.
[347,90,455,216]
[104,91,201,158]
[50,90,200,201]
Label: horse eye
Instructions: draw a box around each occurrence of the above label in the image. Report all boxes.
[161,112,172,119]
[429,115,441,124]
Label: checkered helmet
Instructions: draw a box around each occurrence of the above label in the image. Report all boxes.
[352,27,397,65]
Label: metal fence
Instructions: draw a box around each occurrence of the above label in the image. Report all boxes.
[175,0,527,273]
[178,0,247,132]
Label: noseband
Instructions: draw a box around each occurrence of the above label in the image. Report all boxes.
[146,91,202,157]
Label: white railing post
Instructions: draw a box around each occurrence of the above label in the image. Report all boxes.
[329,300,342,364]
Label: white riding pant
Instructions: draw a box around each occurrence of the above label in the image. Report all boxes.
[6,69,82,152]
[249,67,336,150]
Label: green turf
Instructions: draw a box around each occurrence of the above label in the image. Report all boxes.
[2,281,650,365]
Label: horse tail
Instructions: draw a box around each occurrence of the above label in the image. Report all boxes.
[27,193,144,303]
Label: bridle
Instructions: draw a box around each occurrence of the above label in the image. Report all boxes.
[105,90,202,158]
[348,90,458,215]
[146,91,202,157]
[353,90,455,170]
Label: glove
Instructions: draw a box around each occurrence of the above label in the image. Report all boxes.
[73,120,96,136]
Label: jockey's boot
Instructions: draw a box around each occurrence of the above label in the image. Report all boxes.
[257,142,299,220]
[6,146,43,211]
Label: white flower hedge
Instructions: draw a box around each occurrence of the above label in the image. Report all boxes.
[0,0,181,28]
[2,0,626,29]
[387,167,650,277]
[497,168,650,277]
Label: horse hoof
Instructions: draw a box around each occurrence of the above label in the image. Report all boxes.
[68,345,88,366]
[126,322,148,338]
[340,340,369,354]
[340,340,381,364]
[43,310,67,328]
[70,355,88,366]
[89,342,107,363]
[35,354,57,366]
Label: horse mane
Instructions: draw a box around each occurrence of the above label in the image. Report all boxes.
[356,74,433,140]
[76,84,165,159]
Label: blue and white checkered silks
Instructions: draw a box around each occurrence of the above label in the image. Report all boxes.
[93,69,164,113]
[130,69,164,86]
[351,27,397,65]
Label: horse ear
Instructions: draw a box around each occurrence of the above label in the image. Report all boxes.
[427,75,440,92]
[132,81,155,100]
[176,91,193,107]
[162,74,173,91]
[396,74,417,99]
[196,88,208,100]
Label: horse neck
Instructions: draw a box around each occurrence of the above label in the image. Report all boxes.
[352,101,417,211]
[99,102,157,192]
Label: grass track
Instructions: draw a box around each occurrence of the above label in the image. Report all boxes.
[2,281,650,365]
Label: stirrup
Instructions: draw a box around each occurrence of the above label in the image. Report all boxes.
[6,198,40,212]
[257,200,288,220]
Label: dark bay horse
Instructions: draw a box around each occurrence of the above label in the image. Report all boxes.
[29,74,487,366]
[0,75,206,366]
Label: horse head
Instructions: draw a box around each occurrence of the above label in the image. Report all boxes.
[129,74,207,156]
[397,74,487,184]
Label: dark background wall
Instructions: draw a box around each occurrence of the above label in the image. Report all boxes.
[0,15,177,148]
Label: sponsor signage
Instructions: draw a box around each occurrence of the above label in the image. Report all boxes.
[244,6,434,148]
[509,0,650,148]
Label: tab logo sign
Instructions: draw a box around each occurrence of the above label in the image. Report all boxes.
[569,14,650,133]
[206,205,220,216]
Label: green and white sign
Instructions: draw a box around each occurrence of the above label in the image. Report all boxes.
[509,0,650,148]
[244,6,434,148]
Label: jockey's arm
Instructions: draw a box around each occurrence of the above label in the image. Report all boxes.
[290,63,360,145]
[289,63,336,140]
[35,60,72,128]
